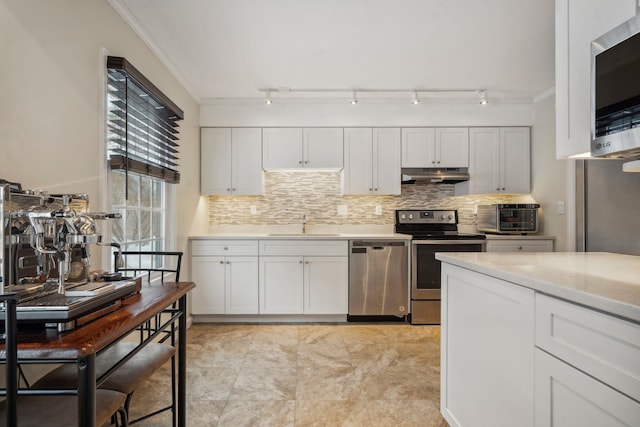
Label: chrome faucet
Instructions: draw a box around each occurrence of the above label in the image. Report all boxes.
[302,214,308,234]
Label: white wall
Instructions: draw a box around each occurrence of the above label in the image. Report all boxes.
[531,92,569,251]
[0,0,206,270]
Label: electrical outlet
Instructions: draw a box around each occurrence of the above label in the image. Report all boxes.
[375,205,382,215]
[250,205,257,215]
[337,205,348,216]
[556,201,565,215]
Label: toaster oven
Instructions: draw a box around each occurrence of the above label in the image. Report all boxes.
[476,204,539,234]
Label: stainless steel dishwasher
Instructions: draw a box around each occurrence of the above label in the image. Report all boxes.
[348,240,408,318]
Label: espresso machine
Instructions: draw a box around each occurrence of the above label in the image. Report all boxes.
[1,181,136,331]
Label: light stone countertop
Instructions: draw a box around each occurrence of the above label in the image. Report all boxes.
[436,252,640,323]
[191,224,412,240]
[189,232,412,240]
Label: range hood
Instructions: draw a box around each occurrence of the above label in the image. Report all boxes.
[401,167,470,184]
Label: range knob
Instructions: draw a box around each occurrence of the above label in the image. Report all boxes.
[401,214,406,220]
[409,214,414,219]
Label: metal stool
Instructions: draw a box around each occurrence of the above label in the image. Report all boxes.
[1,294,129,427]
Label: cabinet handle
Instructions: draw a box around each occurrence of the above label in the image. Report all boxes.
[226,188,231,192]
[369,188,373,192]
[432,161,436,164]
[502,187,506,191]
[304,160,309,164]
[496,188,500,191]
[305,261,309,264]
[219,261,224,264]
[374,188,378,191]
[299,160,303,164]
[437,160,441,164]
[517,246,523,250]
[232,188,236,191]
[226,261,231,264]
[223,247,228,250]
[299,260,303,264]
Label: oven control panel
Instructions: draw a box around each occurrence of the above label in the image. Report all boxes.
[396,210,457,225]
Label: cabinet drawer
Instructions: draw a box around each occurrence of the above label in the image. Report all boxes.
[487,240,553,252]
[259,239,347,256]
[191,239,259,256]
[535,293,640,401]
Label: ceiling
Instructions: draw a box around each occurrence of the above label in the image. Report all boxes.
[109,0,555,104]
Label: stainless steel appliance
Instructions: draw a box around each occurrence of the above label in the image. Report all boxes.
[476,203,540,235]
[576,159,640,255]
[395,209,486,325]
[591,14,640,160]
[1,183,135,330]
[348,239,408,318]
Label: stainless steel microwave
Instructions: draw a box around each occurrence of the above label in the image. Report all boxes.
[591,14,640,159]
[476,204,539,235]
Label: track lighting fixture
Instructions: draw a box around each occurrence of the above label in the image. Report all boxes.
[257,87,489,105]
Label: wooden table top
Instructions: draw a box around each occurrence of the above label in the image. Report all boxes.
[1,281,195,360]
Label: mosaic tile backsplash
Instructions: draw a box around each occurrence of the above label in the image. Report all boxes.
[207,171,532,227]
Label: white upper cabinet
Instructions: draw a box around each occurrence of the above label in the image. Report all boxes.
[201,128,262,195]
[402,128,468,168]
[262,127,343,169]
[555,0,636,158]
[456,127,530,195]
[303,128,344,168]
[344,127,401,195]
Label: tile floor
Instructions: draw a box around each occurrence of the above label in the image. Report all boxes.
[130,323,448,427]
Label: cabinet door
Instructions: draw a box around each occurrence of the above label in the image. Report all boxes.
[259,256,304,314]
[200,128,232,195]
[534,349,640,427]
[401,128,436,167]
[486,240,554,253]
[190,256,226,314]
[436,128,469,167]
[231,128,263,195]
[555,0,636,158]
[303,256,348,314]
[441,264,534,427]
[501,127,530,194]
[303,128,343,168]
[262,128,303,169]
[373,128,401,195]
[226,256,259,314]
[343,128,373,194]
[466,127,501,194]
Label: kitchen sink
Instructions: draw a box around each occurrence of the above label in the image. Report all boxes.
[267,233,340,236]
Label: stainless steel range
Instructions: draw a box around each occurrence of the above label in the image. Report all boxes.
[395,209,486,325]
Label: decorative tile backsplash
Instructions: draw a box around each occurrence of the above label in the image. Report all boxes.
[207,171,532,227]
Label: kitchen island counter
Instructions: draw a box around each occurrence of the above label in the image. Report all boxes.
[437,252,640,427]
[436,251,640,321]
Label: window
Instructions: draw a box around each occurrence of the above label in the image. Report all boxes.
[106,56,183,270]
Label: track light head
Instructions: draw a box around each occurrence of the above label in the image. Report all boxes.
[264,90,272,105]
[411,91,420,105]
[349,91,358,105]
[478,90,488,105]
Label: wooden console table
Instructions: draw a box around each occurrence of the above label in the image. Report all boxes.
[1,281,195,427]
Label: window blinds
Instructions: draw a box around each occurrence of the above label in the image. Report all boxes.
[106,56,183,184]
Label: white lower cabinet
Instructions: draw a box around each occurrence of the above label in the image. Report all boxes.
[534,349,640,427]
[259,240,348,315]
[440,262,640,427]
[190,240,259,315]
[441,264,535,427]
[303,256,348,314]
[191,256,259,315]
[259,256,305,314]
